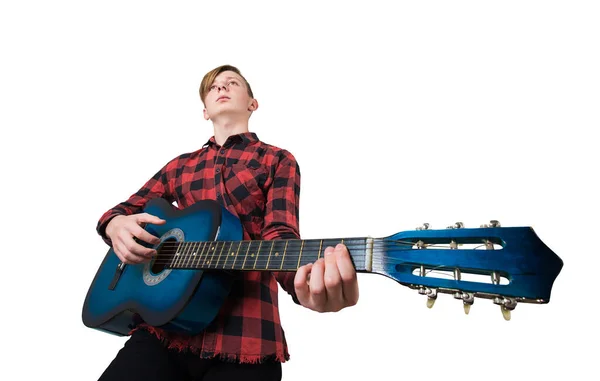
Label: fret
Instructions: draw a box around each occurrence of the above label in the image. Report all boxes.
[184,242,193,268]
[340,238,368,271]
[279,240,289,270]
[183,242,193,267]
[282,240,301,270]
[174,242,185,268]
[209,241,221,268]
[187,242,200,268]
[298,239,323,267]
[265,240,275,270]
[240,240,252,270]
[170,242,179,268]
[296,239,304,269]
[186,242,195,268]
[209,241,223,269]
[186,242,196,267]
[302,239,342,267]
[191,241,202,269]
[231,241,243,269]
[216,241,231,269]
[242,240,260,270]
[267,240,287,270]
[196,241,209,269]
[168,242,181,268]
[216,241,225,268]
[223,241,237,269]
[298,240,304,268]
[175,242,185,268]
[221,241,229,269]
[252,241,263,270]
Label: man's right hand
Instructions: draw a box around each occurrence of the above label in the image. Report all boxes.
[105,213,166,264]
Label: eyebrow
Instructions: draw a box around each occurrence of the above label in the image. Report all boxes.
[212,76,243,84]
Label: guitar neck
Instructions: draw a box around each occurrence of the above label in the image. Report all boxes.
[163,237,373,272]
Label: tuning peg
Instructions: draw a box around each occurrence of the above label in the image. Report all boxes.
[416,223,430,230]
[418,287,437,308]
[463,303,472,315]
[494,296,517,321]
[480,220,501,228]
[426,297,436,308]
[501,306,511,320]
[453,291,474,315]
[447,222,464,229]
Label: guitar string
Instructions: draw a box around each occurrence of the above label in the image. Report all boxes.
[141,258,467,281]
[146,243,459,261]
[144,241,490,261]
[152,239,483,248]
[143,244,491,269]
[149,240,487,253]
[144,242,489,257]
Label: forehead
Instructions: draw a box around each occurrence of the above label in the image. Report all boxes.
[213,70,244,83]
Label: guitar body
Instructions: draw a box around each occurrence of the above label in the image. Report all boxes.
[82,198,242,336]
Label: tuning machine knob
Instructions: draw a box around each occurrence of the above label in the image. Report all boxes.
[453,291,475,314]
[493,296,517,320]
[419,287,438,308]
[452,269,474,314]
[447,222,464,229]
[480,220,501,228]
[416,223,430,230]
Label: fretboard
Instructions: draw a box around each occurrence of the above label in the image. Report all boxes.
[161,238,371,272]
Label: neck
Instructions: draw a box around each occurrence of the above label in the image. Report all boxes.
[212,118,249,146]
[160,237,375,273]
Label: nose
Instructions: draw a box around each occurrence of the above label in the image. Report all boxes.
[217,84,228,92]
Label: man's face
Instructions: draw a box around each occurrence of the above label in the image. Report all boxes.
[203,70,256,121]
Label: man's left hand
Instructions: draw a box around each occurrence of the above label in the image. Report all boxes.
[294,243,359,312]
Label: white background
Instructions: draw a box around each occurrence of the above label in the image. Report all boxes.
[1,1,598,380]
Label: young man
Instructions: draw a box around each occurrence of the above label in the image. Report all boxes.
[95,65,359,381]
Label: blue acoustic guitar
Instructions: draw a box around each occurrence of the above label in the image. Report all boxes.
[82,197,563,336]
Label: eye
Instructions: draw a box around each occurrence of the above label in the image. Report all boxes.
[229,80,239,86]
[209,85,217,91]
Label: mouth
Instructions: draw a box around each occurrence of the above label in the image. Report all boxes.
[216,96,230,102]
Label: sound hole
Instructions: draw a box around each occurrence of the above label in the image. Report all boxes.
[151,237,177,274]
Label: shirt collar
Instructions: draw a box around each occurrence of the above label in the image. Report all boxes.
[203,132,259,148]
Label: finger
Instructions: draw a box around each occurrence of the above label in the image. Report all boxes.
[135,213,166,225]
[309,258,327,311]
[113,241,146,264]
[294,264,313,305]
[123,234,156,258]
[132,225,161,245]
[323,246,343,310]
[112,241,127,263]
[335,244,359,306]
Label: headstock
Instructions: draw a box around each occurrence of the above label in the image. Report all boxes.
[373,220,563,320]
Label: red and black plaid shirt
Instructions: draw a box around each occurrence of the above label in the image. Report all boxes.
[96,132,301,363]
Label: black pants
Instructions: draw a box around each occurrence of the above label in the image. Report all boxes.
[98,329,282,381]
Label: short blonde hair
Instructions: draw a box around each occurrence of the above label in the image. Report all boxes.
[199,65,254,105]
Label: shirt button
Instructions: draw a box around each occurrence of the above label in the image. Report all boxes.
[220,150,225,154]
[215,168,220,173]
[216,191,221,196]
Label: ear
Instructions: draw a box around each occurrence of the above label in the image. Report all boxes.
[203,108,210,120]
[248,99,258,112]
